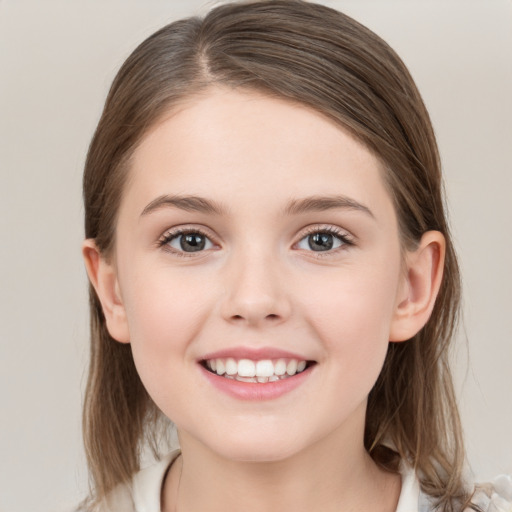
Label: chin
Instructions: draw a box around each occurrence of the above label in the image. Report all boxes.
[201,425,310,463]
[217,442,301,463]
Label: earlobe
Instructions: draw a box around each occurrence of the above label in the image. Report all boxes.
[82,239,130,344]
[389,231,445,342]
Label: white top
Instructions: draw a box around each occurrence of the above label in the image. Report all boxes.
[100,450,512,512]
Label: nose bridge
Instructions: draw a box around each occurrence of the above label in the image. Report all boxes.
[220,239,291,326]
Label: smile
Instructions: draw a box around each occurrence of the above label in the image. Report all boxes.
[202,358,312,383]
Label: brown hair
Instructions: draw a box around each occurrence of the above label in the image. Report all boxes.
[82,1,470,510]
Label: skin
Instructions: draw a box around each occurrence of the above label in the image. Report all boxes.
[84,87,445,512]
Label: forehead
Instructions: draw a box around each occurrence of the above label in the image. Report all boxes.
[122,87,394,222]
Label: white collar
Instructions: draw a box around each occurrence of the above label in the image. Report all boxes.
[396,462,424,512]
[132,450,180,512]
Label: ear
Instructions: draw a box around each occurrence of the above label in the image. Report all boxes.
[389,231,445,342]
[82,239,130,344]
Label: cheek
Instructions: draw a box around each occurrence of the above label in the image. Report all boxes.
[120,266,213,390]
[300,261,400,383]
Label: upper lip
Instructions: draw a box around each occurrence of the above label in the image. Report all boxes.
[199,346,313,362]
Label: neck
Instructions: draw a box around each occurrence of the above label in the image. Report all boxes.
[162,409,401,512]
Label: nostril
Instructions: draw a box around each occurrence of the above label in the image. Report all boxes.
[232,313,279,320]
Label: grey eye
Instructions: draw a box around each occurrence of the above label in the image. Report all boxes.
[168,232,214,252]
[297,232,344,252]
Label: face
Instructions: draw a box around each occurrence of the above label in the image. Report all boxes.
[107,87,409,462]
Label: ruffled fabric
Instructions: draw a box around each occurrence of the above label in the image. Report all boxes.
[468,474,512,512]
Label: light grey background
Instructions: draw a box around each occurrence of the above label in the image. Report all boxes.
[0,1,510,511]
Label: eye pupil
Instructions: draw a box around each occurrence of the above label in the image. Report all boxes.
[309,233,334,251]
[181,233,206,252]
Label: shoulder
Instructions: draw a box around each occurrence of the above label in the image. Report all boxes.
[468,474,512,512]
[398,463,512,512]
[96,450,180,512]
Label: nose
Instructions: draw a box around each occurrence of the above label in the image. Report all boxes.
[219,247,292,328]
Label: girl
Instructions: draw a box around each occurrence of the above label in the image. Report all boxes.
[79,1,511,511]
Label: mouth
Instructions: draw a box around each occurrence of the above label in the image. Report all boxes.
[200,357,316,384]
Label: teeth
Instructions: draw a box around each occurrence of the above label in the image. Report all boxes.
[256,360,274,377]
[286,359,297,375]
[215,359,225,376]
[274,359,287,376]
[225,358,237,376]
[205,357,309,382]
[238,359,256,377]
[236,375,257,383]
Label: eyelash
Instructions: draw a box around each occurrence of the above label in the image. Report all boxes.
[298,226,354,258]
[157,227,216,258]
[157,225,354,258]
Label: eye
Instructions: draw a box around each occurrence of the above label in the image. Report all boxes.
[159,228,215,255]
[296,227,352,253]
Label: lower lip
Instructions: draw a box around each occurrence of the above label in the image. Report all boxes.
[200,364,314,401]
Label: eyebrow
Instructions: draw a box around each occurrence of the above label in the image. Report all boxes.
[140,194,374,219]
[141,194,228,217]
[283,195,374,218]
